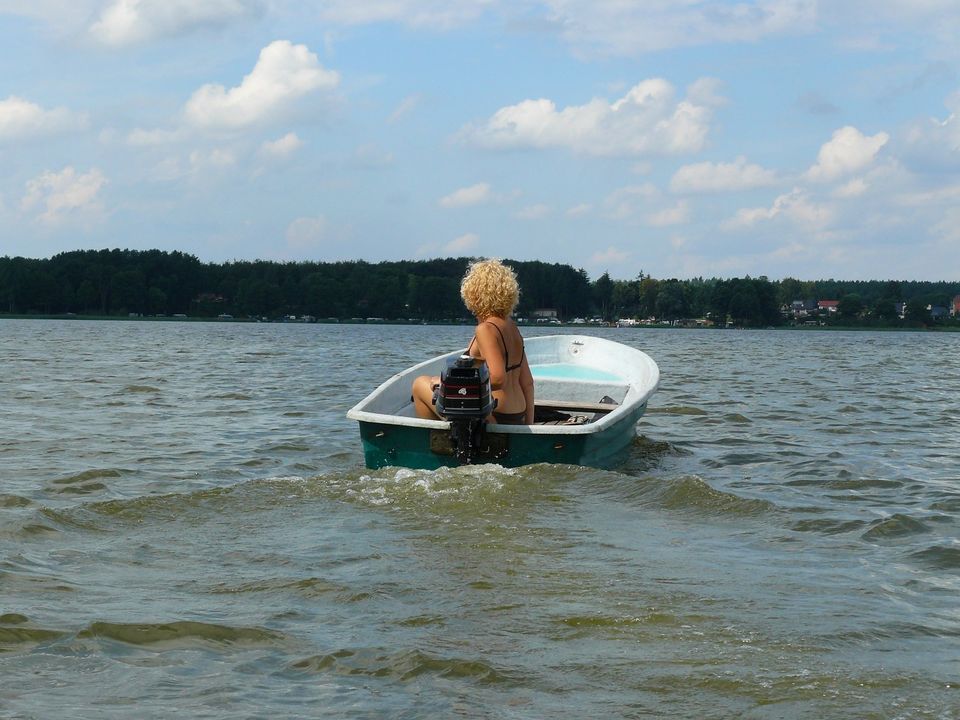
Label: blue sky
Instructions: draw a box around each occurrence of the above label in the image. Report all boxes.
[1,1,959,280]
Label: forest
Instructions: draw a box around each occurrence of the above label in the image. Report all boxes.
[1,249,958,328]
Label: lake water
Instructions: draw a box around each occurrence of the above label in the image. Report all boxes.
[1,319,958,719]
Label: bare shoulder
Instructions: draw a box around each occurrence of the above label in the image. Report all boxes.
[500,318,523,343]
[475,321,499,341]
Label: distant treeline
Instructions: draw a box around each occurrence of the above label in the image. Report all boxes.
[1,249,958,327]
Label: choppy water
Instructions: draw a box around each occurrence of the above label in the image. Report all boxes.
[1,319,958,719]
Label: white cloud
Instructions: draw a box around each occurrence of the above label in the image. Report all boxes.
[603,183,660,220]
[686,77,728,108]
[8,0,960,60]
[541,0,817,57]
[566,203,593,217]
[90,0,262,46]
[805,126,890,182]
[0,2,101,36]
[464,78,717,156]
[189,147,236,170]
[286,216,329,251]
[184,40,339,129]
[149,156,184,182]
[260,132,303,158]
[439,182,492,208]
[388,94,422,124]
[722,188,833,230]
[444,232,480,254]
[832,2,960,54]
[670,156,777,193]
[646,201,690,227]
[833,177,869,198]
[317,0,493,29]
[894,182,960,208]
[126,127,183,145]
[354,143,394,167]
[590,245,630,266]
[0,96,86,140]
[901,91,960,170]
[932,205,960,245]
[515,203,551,220]
[21,166,107,224]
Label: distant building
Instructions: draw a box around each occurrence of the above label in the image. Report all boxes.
[790,299,817,318]
[817,300,839,314]
[532,308,558,319]
[952,295,960,317]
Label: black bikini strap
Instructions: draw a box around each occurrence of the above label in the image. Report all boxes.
[470,322,523,371]
[486,322,524,371]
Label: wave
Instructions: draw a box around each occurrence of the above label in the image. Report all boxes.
[84,485,238,524]
[120,384,161,394]
[647,406,708,416]
[262,443,311,453]
[47,468,125,496]
[51,469,125,485]
[824,620,960,644]
[0,494,32,509]
[700,451,779,469]
[77,620,284,648]
[0,625,66,651]
[288,647,515,684]
[931,495,960,512]
[0,613,66,652]
[556,612,685,630]
[908,545,960,572]
[35,461,778,538]
[285,465,535,513]
[1,614,285,653]
[1,522,60,539]
[860,514,932,542]
[623,475,777,518]
[0,569,75,594]
[790,518,867,535]
[37,466,544,534]
[209,576,347,599]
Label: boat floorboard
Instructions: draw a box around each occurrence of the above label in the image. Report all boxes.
[535,399,618,413]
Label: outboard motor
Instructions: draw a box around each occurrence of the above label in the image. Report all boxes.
[434,355,497,463]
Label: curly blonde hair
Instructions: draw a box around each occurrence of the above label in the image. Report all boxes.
[460,259,520,319]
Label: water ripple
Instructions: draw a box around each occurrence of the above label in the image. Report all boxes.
[289,647,517,684]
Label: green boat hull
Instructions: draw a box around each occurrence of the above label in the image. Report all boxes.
[358,402,647,470]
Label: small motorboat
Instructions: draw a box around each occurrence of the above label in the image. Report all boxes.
[347,334,659,470]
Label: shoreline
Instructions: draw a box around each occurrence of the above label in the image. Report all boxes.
[1,313,956,332]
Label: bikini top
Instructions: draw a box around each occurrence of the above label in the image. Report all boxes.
[467,321,525,372]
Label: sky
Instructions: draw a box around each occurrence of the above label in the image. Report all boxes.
[1,1,959,281]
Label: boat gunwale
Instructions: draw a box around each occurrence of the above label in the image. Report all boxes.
[346,334,659,436]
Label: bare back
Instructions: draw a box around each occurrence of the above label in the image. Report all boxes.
[467,317,531,417]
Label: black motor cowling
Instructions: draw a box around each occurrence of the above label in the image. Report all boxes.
[434,355,497,463]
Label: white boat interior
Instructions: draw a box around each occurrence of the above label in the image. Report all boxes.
[347,335,660,435]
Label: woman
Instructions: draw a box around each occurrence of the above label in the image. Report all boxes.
[412,259,534,424]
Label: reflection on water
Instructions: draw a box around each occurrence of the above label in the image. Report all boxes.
[1,319,959,718]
